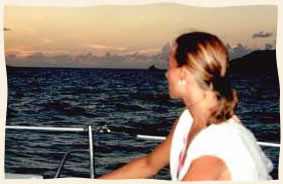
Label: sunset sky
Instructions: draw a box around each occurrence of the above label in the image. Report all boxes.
[4,4,277,68]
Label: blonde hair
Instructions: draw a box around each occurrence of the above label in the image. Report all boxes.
[175,32,238,125]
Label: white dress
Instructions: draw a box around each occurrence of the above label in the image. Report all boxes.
[170,109,273,181]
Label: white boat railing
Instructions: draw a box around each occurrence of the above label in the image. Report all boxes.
[5,125,86,132]
[6,125,280,148]
[5,125,280,179]
[136,134,281,148]
[88,126,95,179]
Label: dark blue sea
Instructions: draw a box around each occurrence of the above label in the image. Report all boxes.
[5,67,280,180]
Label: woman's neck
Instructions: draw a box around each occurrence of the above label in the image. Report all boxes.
[185,91,217,128]
[189,105,209,128]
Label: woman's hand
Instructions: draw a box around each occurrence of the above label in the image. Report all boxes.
[97,117,179,179]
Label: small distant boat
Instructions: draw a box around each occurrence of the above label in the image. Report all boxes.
[148,65,165,72]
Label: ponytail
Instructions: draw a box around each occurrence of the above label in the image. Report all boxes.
[209,79,238,124]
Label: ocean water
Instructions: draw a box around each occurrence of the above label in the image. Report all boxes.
[5,67,280,180]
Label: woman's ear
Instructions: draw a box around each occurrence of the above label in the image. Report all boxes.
[177,67,189,86]
[179,66,187,81]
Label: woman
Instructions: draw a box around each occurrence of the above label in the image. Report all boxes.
[98,32,273,181]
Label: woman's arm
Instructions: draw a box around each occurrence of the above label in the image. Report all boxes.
[98,117,179,179]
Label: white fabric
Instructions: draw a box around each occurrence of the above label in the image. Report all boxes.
[170,109,273,181]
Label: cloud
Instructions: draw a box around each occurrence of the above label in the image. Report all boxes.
[4,27,11,31]
[5,47,40,58]
[86,44,128,51]
[6,51,78,68]
[5,47,69,58]
[151,42,171,68]
[264,43,273,50]
[85,43,162,56]
[226,43,252,59]
[252,31,273,38]
[121,48,160,55]
[6,41,273,68]
[5,48,151,68]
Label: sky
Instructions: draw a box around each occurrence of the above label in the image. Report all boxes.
[4,3,277,68]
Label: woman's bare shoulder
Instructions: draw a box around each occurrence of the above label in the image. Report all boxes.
[182,155,231,181]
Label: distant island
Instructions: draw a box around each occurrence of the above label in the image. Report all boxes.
[229,50,277,74]
[6,50,277,75]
